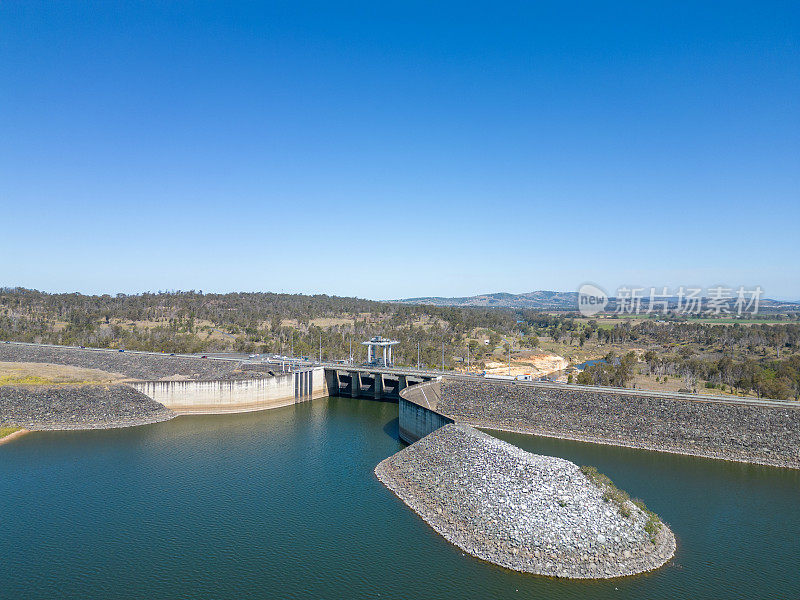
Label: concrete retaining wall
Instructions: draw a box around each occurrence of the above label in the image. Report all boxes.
[131,367,328,414]
[398,380,454,444]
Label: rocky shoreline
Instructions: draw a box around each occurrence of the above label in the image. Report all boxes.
[0,384,175,430]
[376,424,675,579]
[438,380,800,469]
[471,422,799,470]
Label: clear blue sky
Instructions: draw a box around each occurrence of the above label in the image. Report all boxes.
[2,2,798,300]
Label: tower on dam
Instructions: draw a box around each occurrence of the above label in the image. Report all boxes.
[363,336,399,367]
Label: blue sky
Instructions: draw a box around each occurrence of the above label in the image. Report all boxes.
[1,2,798,300]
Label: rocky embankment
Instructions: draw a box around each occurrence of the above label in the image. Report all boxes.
[0,343,240,381]
[0,384,175,430]
[439,380,800,469]
[376,424,675,578]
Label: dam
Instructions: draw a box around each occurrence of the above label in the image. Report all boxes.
[1,397,798,599]
[1,341,799,596]
[4,341,796,470]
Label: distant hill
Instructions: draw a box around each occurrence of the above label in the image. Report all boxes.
[395,291,579,310]
[395,291,800,312]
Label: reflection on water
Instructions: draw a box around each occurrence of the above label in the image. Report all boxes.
[1,397,798,600]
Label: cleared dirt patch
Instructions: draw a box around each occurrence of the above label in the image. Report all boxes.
[484,353,569,377]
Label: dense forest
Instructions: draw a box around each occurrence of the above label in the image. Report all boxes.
[2,288,799,400]
[0,288,526,369]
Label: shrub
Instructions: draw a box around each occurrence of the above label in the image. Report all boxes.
[581,466,666,532]
[581,465,631,518]
[633,498,663,544]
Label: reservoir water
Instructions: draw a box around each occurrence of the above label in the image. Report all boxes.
[1,397,798,599]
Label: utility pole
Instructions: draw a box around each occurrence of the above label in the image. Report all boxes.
[467,343,470,372]
[417,341,420,369]
[442,340,445,373]
[319,333,322,363]
[349,337,352,364]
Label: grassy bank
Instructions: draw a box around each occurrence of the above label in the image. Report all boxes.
[0,375,107,386]
[0,361,121,386]
[0,426,21,440]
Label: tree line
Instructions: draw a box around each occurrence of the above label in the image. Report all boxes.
[0,288,529,369]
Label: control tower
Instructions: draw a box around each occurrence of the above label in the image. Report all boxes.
[362,336,399,367]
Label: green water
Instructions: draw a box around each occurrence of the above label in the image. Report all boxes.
[1,397,798,599]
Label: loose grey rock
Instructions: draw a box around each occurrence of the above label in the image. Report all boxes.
[0,384,175,430]
[375,423,676,579]
[438,379,800,469]
[0,343,240,381]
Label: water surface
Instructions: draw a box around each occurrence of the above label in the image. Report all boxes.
[1,397,797,599]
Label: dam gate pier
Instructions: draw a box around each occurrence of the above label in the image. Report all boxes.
[324,367,437,401]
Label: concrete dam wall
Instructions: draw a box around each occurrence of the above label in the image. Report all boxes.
[132,367,328,414]
[398,379,454,444]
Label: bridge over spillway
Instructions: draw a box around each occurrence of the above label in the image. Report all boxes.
[323,365,441,401]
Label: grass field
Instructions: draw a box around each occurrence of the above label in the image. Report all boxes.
[630,372,747,397]
[569,314,792,326]
[679,317,790,325]
[0,426,21,440]
[0,362,122,386]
